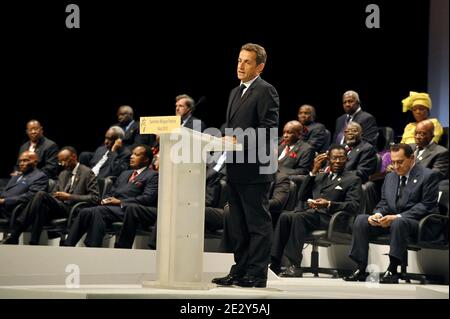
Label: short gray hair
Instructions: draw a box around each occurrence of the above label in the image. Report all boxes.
[343,90,360,104]
[108,126,125,139]
[176,94,196,111]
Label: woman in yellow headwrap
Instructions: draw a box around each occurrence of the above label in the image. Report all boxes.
[400,91,443,144]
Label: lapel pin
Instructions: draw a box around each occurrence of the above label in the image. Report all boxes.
[337,178,341,181]
[413,179,417,183]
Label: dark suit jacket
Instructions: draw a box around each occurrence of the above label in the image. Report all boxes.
[410,143,449,181]
[297,171,362,215]
[109,168,158,207]
[55,164,100,206]
[333,110,378,145]
[225,77,279,183]
[374,164,439,220]
[304,122,330,153]
[90,145,131,179]
[345,140,377,183]
[183,115,206,132]
[16,136,59,179]
[115,120,140,148]
[0,168,48,211]
[278,140,315,176]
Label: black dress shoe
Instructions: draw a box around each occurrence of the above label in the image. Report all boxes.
[212,273,242,286]
[379,271,399,284]
[0,236,19,245]
[234,274,267,288]
[343,269,368,282]
[279,265,303,278]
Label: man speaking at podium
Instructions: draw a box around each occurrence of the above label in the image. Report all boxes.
[212,43,279,288]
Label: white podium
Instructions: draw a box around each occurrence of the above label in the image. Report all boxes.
[143,127,240,289]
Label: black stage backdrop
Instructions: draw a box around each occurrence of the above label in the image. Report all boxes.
[1,1,429,176]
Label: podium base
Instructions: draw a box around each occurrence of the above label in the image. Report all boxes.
[142,280,216,290]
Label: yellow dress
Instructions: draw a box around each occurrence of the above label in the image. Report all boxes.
[401,118,444,144]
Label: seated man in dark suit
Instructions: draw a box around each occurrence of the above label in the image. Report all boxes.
[64,145,158,247]
[3,147,100,245]
[343,122,377,183]
[115,105,141,149]
[175,94,206,132]
[14,120,59,179]
[297,104,330,153]
[411,120,448,181]
[270,145,362,277]
[345,144,439,284]
[86,126,131,179]
[333,90,378,146]
[278,120,315,178]
[0,151,48,226]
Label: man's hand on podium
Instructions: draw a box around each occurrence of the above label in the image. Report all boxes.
[222,136,237,144]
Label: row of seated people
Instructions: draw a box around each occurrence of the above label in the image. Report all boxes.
[1,113,448,244]
[3,89,445,187]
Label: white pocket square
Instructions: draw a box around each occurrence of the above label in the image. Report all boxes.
[335,185,343,190]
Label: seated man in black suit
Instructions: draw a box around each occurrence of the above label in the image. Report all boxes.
[14,120,59,179]
[115,105,141,149]
[270,145,362,277]
[343,122,377,183]
[411,120,448,181]
[278,120,315,179]
[86,126,131,179]
[297,104,330,153]
[345,144,439,283]
[64,145,158,247]
[0,151,48,227]
[333,90,378,146]
[175,94,206,132]
[4,147,100,245]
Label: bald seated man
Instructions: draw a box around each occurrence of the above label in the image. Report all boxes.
[411,120,448,181]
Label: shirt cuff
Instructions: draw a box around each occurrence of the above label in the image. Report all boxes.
[396,214,402,218]
[309,172,317,177]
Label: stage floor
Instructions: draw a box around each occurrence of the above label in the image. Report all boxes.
[0,277,448,299]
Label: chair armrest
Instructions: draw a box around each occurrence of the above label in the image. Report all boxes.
[417,214,448,242]
[67,202,90,227]
[326,211,354,239]
[9,203,24,228]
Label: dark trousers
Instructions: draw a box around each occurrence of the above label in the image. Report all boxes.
[227,181,272,279]
[271,209,329,266]
[116,204,157,248]
[65,205,124,247]
[349,214,419,266]
[12,191,68,244]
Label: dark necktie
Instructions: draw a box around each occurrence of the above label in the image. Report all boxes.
[238,84,246,98]
[396,176,407,207]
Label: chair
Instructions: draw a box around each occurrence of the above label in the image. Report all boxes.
[438,126,448,149]
[300,210,356,278]
[319,129,331,153]
[376,127,395,152]
[284,181,298,211]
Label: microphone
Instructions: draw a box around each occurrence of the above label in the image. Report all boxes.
[194,96,206,108]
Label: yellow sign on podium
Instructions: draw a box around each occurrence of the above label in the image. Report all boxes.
[140,116,181,134]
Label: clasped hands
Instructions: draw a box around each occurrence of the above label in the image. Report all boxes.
[368,213,397,228]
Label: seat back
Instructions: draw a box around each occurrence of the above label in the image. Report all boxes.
[98,177,114,199]
[318,129,331,153]
[47,179,57,193]
[376,126,395,152]
[284,180,298,211]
